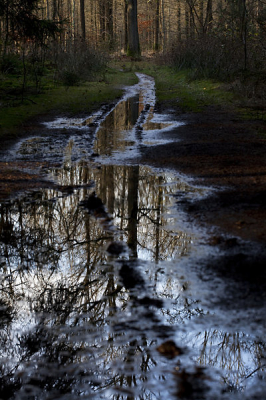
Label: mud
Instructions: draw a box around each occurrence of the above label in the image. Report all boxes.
[137,103,266,244]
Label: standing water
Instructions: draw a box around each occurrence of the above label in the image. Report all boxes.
[1,74,266,399]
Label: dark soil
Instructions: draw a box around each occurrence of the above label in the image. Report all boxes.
[138,103,266,244]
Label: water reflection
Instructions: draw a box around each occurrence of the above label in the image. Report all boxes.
[93,74,184,162]
[1,161,265,399]
[0,163,191,399]
[38,73,184,164]
[93,96,140,157]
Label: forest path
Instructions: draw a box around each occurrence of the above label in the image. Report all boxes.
[0,73,266,399]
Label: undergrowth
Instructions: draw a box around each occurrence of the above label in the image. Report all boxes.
[0,64,138,139]
[1,55,265,141]
[163,37,266,112]
[133,62,235,112]
[116,59,265,122]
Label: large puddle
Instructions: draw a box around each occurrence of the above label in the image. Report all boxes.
[1,74,266,399]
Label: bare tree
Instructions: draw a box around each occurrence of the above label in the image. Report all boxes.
[80,0,86,39]
[126,0,141,57]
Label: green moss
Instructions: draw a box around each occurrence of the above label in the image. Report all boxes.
[108,61,236,112]
[2,59,262,142]
[238,107,266,122]
[139,65,235,112]
[111,61,234,111]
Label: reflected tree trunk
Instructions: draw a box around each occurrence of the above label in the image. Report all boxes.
[84,214,91,285]
[155,177,163,262]
[100,166,107,204]
[107,166,115,215]
[120,167,127,232]
[127,166,139,257]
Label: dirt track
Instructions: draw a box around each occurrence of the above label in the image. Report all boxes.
[1,100,266,244]
[138,103,266,243]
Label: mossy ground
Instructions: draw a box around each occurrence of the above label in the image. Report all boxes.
[0,66,138,140]
[112,60,266,124]
[1,58,265,141]
[128,63,236,112]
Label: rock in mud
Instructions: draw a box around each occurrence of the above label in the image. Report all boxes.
[136,296,163,308]
[157,340,184,359]
[79,191,105,214]
[119,262,145,289]
[106,241,126,256]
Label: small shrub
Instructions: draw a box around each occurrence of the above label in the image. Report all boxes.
[0,54,23,75]
[166,35,266,103]
[60,70,80,86]
[54,40,108,86]
[168,37,245,81]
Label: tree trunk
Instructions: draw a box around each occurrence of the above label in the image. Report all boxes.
[53,0,57,20]
[106,0,113,47]
[127,0,141,58]
[205,0,213,32]
[72,0,76,39]
[46,0,50,19]
[4,2,9,56]
[240,0,248,69]
[154,0,160,50]
[80,0,86,40]
[100,0,105,41]
[199,0,204,34]
[177,0,181,41]
[124,0,128,52]
[185,2,190,38]
[161,0,166,50]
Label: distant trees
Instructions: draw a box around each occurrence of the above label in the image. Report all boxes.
[0,0,59,54]
[1,0,265,58]
[0,0,265,89]
[168,0,266,83]
[0,0,61,96]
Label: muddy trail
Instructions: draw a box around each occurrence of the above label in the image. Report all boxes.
[1,74,266,400]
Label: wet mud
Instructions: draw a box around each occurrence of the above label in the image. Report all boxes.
[1,74,266,399]
[138,103,266,243]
